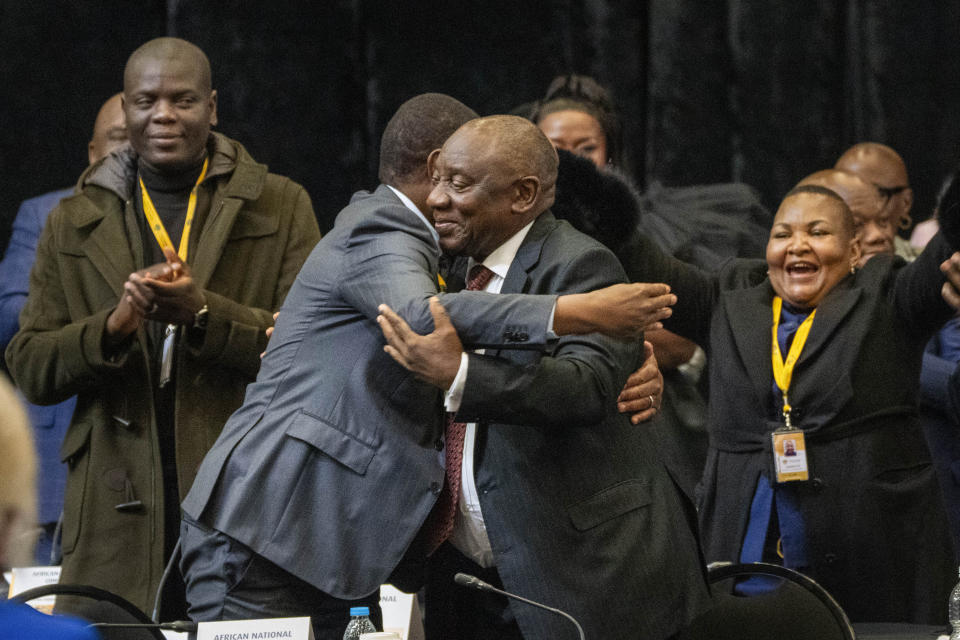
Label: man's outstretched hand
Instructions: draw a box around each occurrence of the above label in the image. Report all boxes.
[377,297,463,389]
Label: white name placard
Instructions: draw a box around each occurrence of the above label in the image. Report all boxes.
[380,584,424,640]
[196,616,314,640]
[7,565,62,613]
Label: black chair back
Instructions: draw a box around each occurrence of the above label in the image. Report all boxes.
[679,562,856,640]
[10,583,166,640]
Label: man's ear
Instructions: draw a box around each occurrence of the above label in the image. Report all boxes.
[209,90,219,127]
[511,176,541,214]
[426,148,441,180]
[901,187,914,225]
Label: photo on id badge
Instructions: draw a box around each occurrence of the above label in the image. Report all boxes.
[772,430,808,482]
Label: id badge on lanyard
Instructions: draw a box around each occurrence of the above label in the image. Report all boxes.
[771,428,808,482]
[140,157,208,389]
[771,296,815,483]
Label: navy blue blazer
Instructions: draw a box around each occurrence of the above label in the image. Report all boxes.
[0,188,76,526]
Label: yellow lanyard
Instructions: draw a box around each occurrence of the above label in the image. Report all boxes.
[771,296,817,427]
[138,156,209,262]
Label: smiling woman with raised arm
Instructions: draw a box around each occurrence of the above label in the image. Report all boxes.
[618,180,960,625]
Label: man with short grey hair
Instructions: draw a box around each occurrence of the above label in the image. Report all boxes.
[378,115,711,640]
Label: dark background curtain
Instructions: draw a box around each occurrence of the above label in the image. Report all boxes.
[2,0,958,247]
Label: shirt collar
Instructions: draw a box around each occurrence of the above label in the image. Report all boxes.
[468,219,536,281]
[386,185,439,249]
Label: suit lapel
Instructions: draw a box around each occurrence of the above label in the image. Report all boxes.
[489,214,553,359]
[724,281,775,407]
[192,195,241,289]
[795,279,862,366]
[76,197,136,298]
[500,212,553,295]
[192,159,267,289]
[725,276,864,421]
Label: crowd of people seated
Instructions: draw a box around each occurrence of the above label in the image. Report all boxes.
[2,36,960,640]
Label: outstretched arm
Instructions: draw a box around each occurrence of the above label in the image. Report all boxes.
[344,227,675,350]
[379,295,639,427]
[377,238,651,428]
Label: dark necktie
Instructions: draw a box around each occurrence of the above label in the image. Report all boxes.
[421,264,496,554]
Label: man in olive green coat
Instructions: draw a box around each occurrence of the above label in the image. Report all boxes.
[5,37,320,619]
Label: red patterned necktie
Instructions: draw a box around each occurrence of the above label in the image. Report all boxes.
[421,264,495,554]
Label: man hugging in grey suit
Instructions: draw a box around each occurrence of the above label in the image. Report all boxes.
[180,94,690,640]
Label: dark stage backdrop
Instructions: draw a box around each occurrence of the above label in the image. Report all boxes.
[2,0,959,250]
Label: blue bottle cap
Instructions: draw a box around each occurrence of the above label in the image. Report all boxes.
[350,606,370,616]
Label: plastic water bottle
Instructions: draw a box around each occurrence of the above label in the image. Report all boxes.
[949,566,960,639]
[343,606,378,640]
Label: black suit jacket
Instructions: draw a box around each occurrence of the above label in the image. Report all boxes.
[449,212,711,640]
[628,228,957,624]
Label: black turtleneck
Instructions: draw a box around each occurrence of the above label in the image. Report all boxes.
[132,156,211,605]
[136,156,208,267]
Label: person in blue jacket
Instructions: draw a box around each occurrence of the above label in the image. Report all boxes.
[0,93,126,565]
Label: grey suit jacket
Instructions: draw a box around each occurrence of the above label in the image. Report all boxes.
[450,212,712,640]
[183,184,559,598]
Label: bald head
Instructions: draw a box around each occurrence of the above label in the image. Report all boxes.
[835,142,913,227]
[427,115,560,260]
[798,168,892,264]
[122,37,217,173]
[835,142,909,188]
[124,37,211,95]
[88,93,127,165]
[456,114,559,204]
[798,169,881,218]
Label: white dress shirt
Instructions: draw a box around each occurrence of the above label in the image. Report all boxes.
[443,220,536,567]
[383,187,550,566]
[386,185,439,249]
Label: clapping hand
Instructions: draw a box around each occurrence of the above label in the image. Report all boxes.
[106,250,183,343]
[136,247,206,326]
